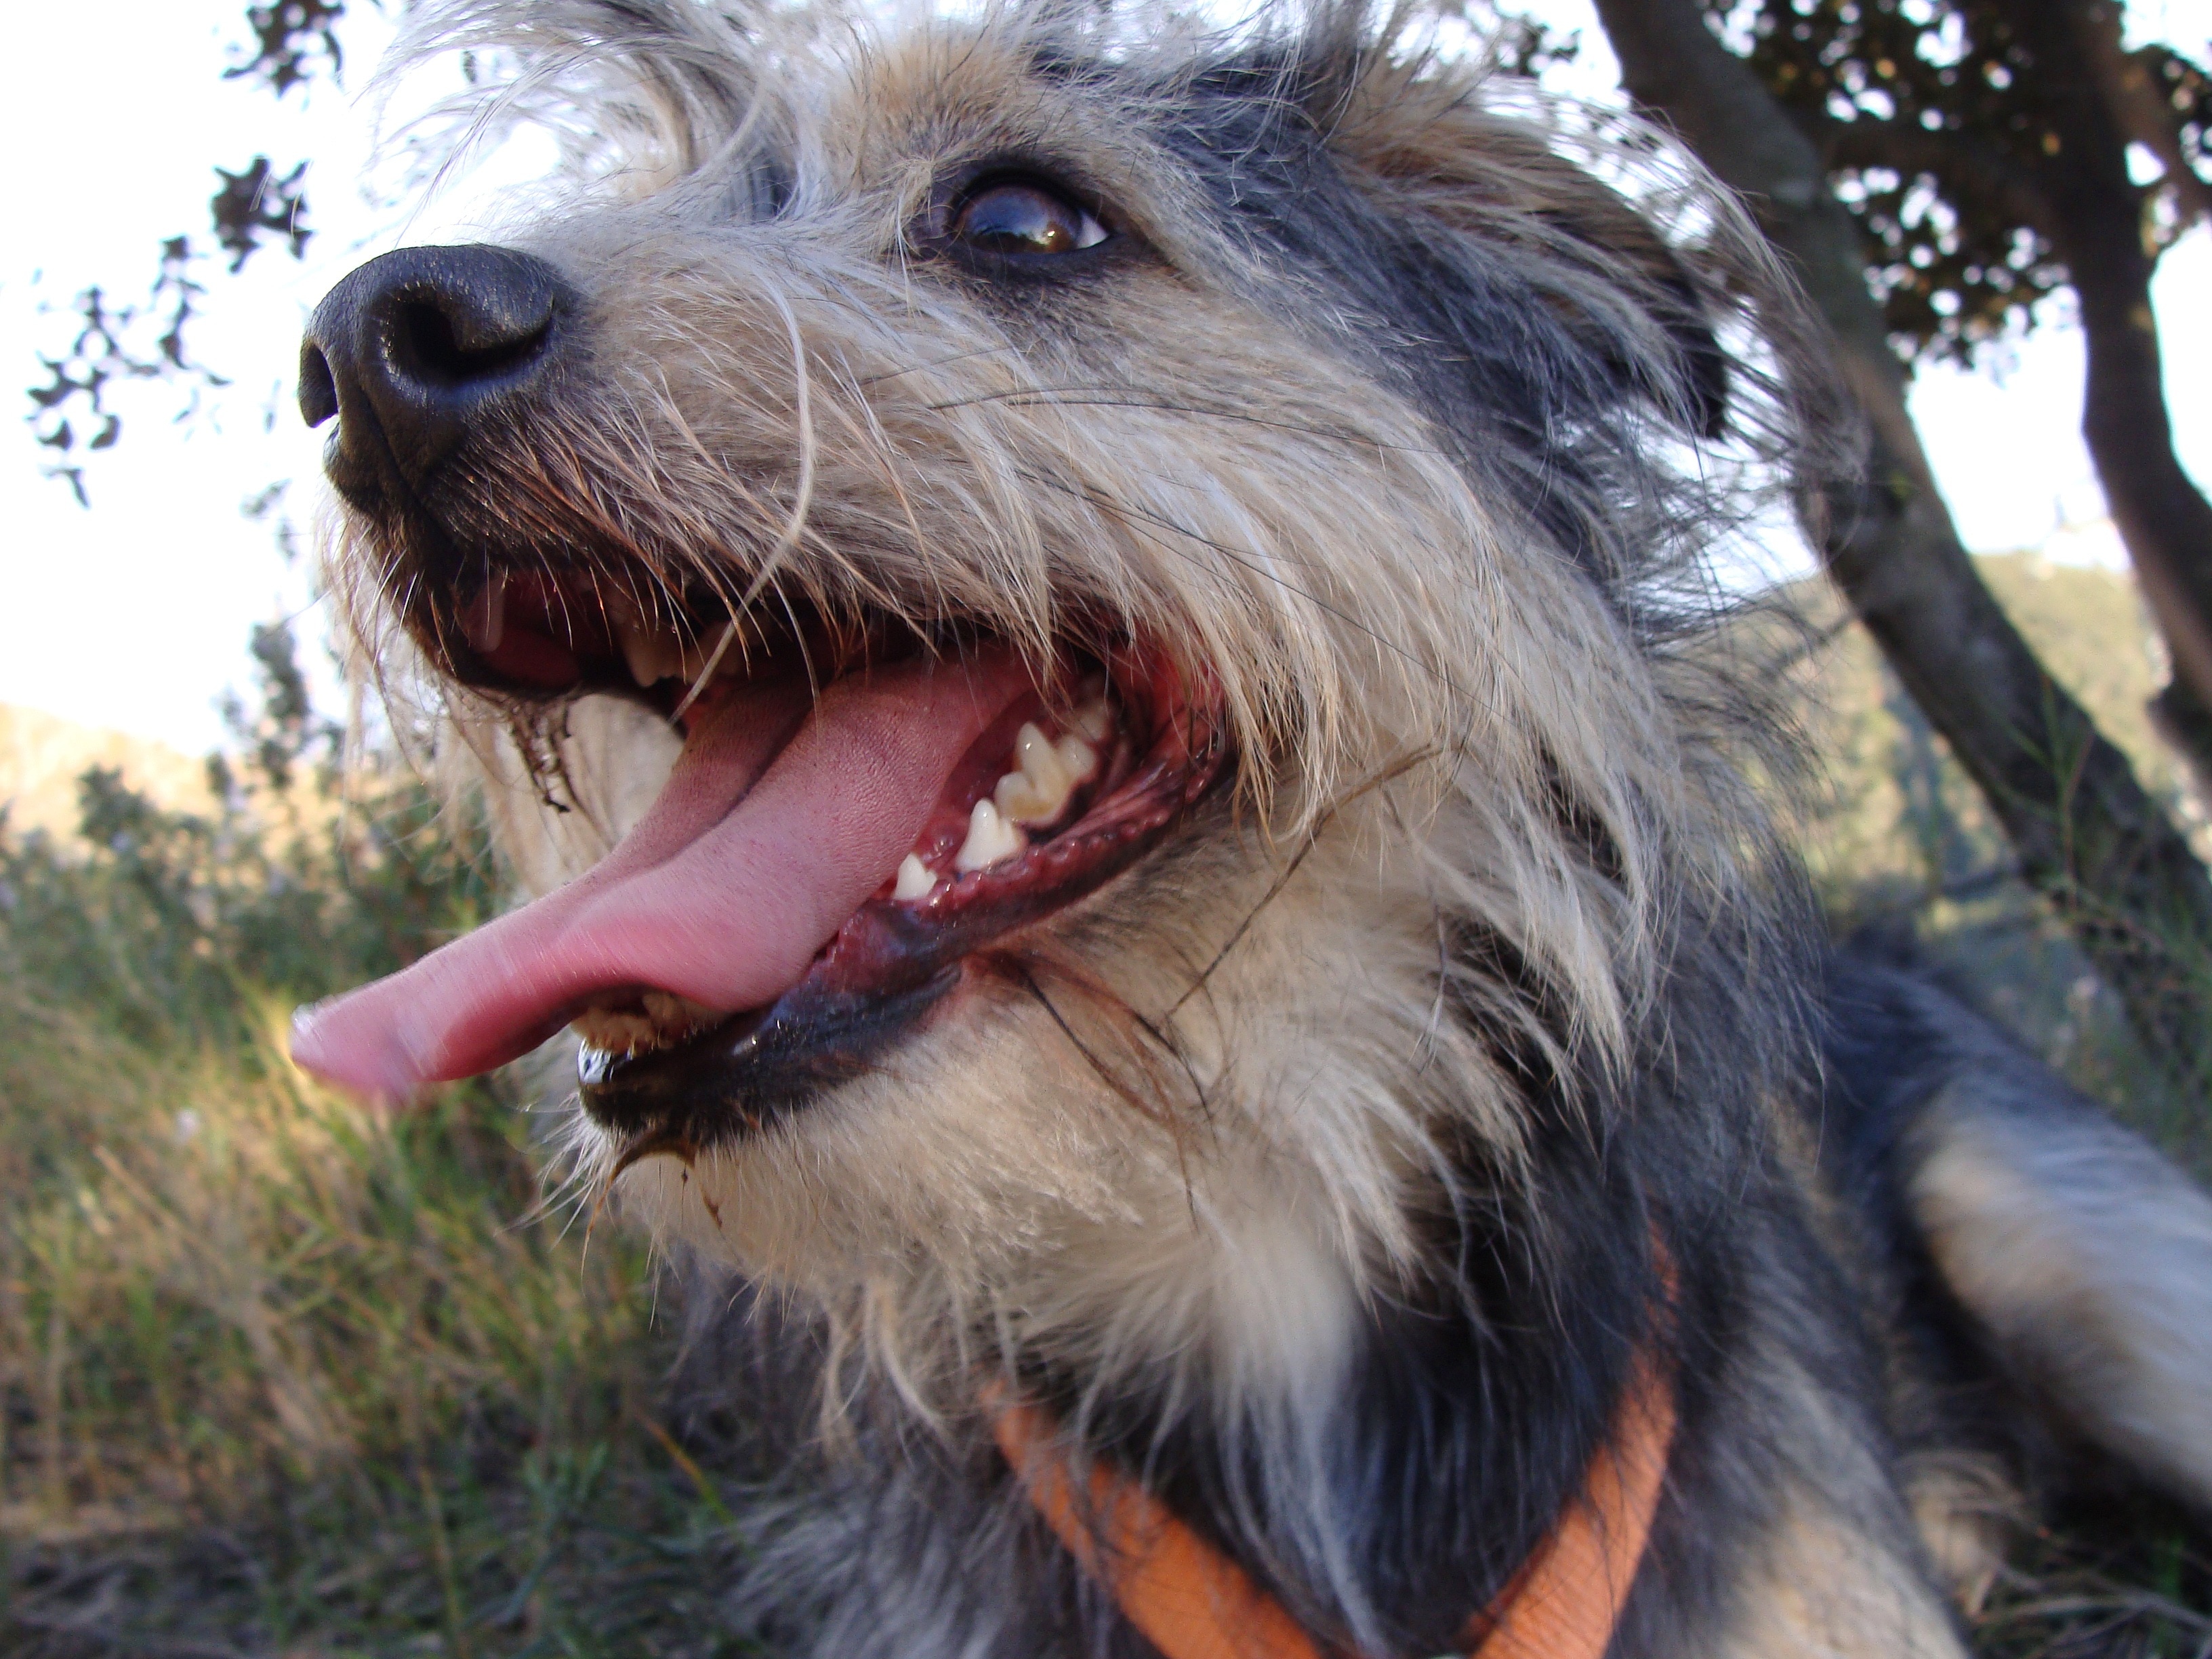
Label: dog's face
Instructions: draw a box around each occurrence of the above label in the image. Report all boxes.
[295,1,1803,1397]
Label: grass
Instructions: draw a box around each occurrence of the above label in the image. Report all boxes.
[2,580,2209,1655]
[0,996,756,1657]
[0,630,761,1654]
[1972,1492,2212,1659]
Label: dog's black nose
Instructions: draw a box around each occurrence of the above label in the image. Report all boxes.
[300,243,573,494]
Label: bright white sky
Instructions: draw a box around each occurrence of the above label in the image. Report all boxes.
[3,0,2209,754]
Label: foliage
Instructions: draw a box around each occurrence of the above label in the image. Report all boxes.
[1706,0,2212,363]
[0,624,491,1054]
[0,632,764,1653]
[1789,552,2212,1166]
[1434,0,1586,78]
[23,0,331,502]
[211,156,314,273]
[25,240,224,508]
[229,0,353,96]
[1971,1494,2212,1659]
[0,1023,755,1658]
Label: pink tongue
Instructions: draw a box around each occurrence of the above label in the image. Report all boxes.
[290,649,1030,1101]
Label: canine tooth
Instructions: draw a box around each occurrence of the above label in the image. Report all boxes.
[617,621,683,688]
[894,853,937,901]
[954,798,1027,872]
[995,722,1075,825]
[642,989,721,1034]
[570,989,718,1057]
[464,577,506,653]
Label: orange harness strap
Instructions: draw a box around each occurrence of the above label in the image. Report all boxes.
[991,1351,1674,1659]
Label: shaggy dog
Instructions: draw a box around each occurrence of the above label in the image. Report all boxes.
[290,2,2212,1652]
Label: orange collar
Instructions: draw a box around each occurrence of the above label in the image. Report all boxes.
[991,1349,1673,1659]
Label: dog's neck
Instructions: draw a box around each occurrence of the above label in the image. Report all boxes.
[991,1324,1675,1659]
[984,1153,1671,1653]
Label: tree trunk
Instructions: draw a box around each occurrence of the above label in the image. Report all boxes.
[2012,0,2212,785]
[2072,248,2212,789]
[1593,0,2212,1084]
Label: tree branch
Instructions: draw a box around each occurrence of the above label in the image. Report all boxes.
[1823,122,2057,242]
[2005,0,2212,782]
[1595,0,2212,1083]
[2076,1,2212,231]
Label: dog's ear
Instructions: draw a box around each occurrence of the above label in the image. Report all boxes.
[1320,59,1732,441]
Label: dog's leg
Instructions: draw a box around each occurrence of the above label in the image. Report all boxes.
[1719,1503,1973,1658]
[1830,957,2212,1515]
[1906,1059,2212,1509]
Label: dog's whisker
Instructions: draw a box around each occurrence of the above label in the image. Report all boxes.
[922,386,1437,453]
[855,343,1027,388]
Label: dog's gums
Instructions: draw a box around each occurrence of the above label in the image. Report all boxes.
[288,583,1229,1124]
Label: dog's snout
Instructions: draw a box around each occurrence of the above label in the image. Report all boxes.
[301,243,574,495]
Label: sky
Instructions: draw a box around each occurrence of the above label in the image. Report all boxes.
[3,1,2209,755]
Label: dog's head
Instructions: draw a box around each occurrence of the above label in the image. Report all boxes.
[294,0,1820,1398]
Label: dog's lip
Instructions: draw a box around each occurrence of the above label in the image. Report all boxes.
[288,634,1227,1109]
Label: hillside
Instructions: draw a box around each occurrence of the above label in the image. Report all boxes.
[0,703,216,842]
[1772,552,2210,1167]
[1784,552,2204,898]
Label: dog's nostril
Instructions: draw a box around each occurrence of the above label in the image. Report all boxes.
[299,344,338,428]
[300,243,575,493]
[396,298,553,390]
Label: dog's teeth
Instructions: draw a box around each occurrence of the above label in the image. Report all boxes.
[995,722,1076,825]
[894,853,937,901]
[678,622,735,686]
[1071,698,1114,744]
[616,621,684,688]
[1019,720,1070,796]
[1055,733,1100,782]
[619,631,657,688]
[954,798,1027,872]
[464,577,507,653]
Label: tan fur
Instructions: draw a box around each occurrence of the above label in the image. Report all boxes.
[1721,1500,1967,1659]
[1900,1453,2015,1614]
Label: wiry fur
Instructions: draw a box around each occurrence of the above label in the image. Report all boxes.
[316,3,2212,1654]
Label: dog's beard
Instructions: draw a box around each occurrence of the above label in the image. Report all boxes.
[304,326,1726,1420]
[298,2,1813,1432]
[541,771,1491,1416]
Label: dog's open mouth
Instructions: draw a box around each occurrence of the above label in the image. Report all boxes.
[290,567,1228,1143]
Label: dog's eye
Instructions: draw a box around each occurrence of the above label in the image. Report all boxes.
[951,179,1107,255]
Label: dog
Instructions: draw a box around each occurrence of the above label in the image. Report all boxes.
[287,2,2212,1653]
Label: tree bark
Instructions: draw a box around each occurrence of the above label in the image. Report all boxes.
[1594,0,2212,1084]
[2011,0,2212,778]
